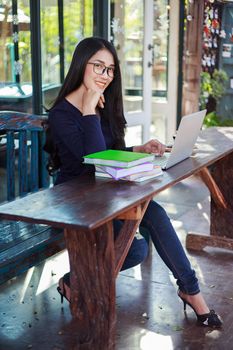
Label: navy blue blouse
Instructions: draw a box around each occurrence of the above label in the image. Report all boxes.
[49,99,131,184]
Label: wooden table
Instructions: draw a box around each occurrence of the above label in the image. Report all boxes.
[0,127,232,349]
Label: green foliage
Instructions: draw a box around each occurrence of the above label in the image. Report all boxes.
[200,69,229,127]
[204,111,233,128]
[200,69,228,110]
[204,112,221,127]
[211,69,228,101]
[200,72,212,110]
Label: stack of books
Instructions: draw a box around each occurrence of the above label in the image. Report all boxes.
[83,149,163,182]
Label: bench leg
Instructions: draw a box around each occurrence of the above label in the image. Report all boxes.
[186,153,233,251]
[186,233,233,251]
[64,222,115,350]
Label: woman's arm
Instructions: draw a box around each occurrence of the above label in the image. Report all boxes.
[49,108,106,162]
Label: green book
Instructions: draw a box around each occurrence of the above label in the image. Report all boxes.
[83,149,155,168]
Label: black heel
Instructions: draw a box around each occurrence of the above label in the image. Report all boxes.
[178,290,222,328]
[57,286,64,304]
[57,277,70,303]
[182,298,187,311]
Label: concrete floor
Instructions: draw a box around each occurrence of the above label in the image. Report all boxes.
[0,175,233,350]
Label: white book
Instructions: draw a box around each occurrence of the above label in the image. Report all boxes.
[95,165,163,182]
[121,166,163,182]
[95,162,154,180]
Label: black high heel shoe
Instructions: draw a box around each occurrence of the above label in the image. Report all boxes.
[57,274,71,304]
[178,290,222,328]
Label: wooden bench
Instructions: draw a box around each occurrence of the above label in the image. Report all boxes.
[0,111,65,285]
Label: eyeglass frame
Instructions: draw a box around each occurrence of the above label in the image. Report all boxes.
[87,62,115,78]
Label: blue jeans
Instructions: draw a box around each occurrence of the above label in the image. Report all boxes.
[118,200,200,295]
[113,220,149,271]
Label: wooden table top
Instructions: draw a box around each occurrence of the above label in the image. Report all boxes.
[0,127,232,230]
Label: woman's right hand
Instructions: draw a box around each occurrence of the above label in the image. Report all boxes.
[82,88,104,115]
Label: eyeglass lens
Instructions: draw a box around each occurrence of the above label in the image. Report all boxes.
[90,63,114,78]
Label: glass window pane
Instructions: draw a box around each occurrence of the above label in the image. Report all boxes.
[63,0,93,74]
[0,0,32,112]
[111,0,144,113]
[152,0,170,100]
[41,0,60,87]
[125,125,142,146]
[18,2,31,84]
[41,0,93,108]
[41,0,61,109]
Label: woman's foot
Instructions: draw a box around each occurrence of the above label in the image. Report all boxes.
[57,274,71,303]
[178,290,223,327]
[178,290,209,314]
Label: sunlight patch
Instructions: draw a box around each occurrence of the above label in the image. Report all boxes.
[20,267,35,303]
[140,330,173,350]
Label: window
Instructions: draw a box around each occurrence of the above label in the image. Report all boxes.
[0,0,32,112]
[152,0,170,99]
[111,0,144,113]
[0,0,93,114]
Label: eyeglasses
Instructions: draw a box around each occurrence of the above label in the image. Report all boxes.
[87,62,115,78]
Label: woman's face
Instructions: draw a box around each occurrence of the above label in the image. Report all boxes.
[83,48,115,93]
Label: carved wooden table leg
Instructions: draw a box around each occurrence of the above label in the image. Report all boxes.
[115,199,151,276]
[186,152,233,251]
[64,222,115,350]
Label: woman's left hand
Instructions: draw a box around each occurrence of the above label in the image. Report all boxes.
[97,93,105,109]
[133,139,166,156]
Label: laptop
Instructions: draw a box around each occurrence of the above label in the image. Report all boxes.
[155,109,207,170]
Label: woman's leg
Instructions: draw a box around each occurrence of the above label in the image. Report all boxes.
[140,200,219,316]
[113,219,149,271]
[140,200,199,295]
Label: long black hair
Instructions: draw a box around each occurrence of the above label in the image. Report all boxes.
[43,37,126,175]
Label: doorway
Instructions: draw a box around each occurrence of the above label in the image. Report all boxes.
[110,0,179,145]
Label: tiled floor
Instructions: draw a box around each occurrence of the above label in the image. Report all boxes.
[0,175,233,350]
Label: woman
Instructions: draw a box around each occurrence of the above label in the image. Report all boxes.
[44,37,222,328]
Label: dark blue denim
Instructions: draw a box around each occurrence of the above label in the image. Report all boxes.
[118,200,200,295]
[113,220,149,271]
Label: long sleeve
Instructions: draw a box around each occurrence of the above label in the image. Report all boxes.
[48,99,106,183]
[49,110,106,160]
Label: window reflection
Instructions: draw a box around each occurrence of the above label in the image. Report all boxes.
[41,0,60,109]
[41,0,60,86]
[152,0,170,100]
[18,4,31,84]
[63,0,93,74]
[111,0,144,113]
[0,1,32,112]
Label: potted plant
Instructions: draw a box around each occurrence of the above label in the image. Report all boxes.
[199,69,231,126]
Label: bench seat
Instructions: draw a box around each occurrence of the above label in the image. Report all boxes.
[0,111,65,284]
[0,220,65,284]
